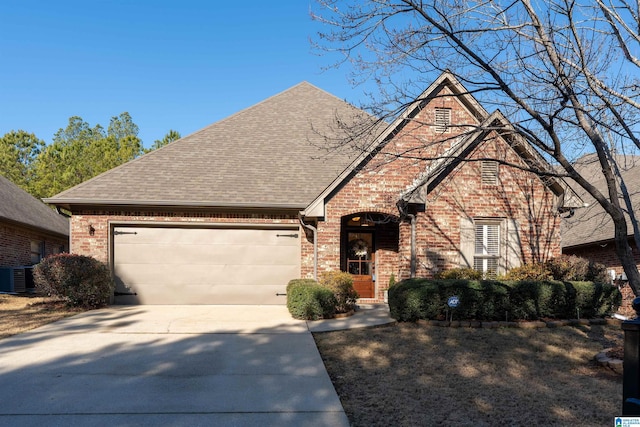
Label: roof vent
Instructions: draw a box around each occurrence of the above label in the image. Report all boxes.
[481,161,499,185]
[434,108,451,133]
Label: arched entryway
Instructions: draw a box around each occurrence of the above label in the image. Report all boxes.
[341,213,399,298]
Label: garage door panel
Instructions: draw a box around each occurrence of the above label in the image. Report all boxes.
[115,244,300,267]
[117,227,298,246]
[113,226,300,305]
[115,263,300,287]
[119,284,287,305]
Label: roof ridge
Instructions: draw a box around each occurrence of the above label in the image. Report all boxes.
[185,81,349,140]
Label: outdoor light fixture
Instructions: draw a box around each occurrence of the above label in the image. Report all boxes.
[89,224,95,236]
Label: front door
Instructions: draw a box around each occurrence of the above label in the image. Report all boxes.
[347,232,375,298]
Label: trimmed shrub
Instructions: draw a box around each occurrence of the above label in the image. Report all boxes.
[318,271,358,313]
[502,263,552,281]
[545,255,609,284]
[286,279,337,320]
[388,279,510,321]
[505,280,567,319]
[33,253,114,308]
[476,280,511,320]
[435,268,482,280]
[388,278,620,322]
[388,278,431,321]
[567,281,622,318]
[500,255,609,284]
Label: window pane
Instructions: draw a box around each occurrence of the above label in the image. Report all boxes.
[348,261,361,275]
[473,221,500,277]
[360,262,370,276]
[30,240,43,264]
[348,233,372,260]
[486,225,499,255]
[475,226,484,254]
[474,257,498,277]
[475,223,499,255]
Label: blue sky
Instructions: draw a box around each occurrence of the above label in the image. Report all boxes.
[0,1,372,148]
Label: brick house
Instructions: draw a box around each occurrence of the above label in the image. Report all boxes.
[562,154,640,316]
[44,72,578,305]
[0,174,69,269]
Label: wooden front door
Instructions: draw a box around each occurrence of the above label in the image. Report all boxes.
[347,232,375,298]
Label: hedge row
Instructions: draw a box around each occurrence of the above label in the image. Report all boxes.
[388,278,621,322]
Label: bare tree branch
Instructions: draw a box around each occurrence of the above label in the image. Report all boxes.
[313,0,640,294]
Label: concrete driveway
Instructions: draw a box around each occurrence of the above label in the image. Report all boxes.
[0,305,349,426]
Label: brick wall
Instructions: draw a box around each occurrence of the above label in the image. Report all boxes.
[0,222,68,267]
[316,86,561,300]
[564,242,640,274]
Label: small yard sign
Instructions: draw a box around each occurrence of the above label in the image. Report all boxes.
[447,295,460,308]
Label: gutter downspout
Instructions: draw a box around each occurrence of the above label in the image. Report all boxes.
[55,206,71,218]
[298,213,318,281]
[398,201,418,279]
[407,213,417,278]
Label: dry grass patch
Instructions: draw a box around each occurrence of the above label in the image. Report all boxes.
[0,294,86,339]
[314,323,622,427]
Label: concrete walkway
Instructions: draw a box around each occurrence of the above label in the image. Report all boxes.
[306,304,395,333]
[0,304,394,427]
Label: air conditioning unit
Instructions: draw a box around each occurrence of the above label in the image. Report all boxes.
[24,266,35,292]
[0,267,27,293]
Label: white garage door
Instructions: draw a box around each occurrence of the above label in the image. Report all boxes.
[112,226,301,304]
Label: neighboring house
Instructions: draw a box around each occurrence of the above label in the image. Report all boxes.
[562,154,640,315]
[44,72,579,305]
[0,174,69,268]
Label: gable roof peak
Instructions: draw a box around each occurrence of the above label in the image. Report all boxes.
[418,71,489,121]
[303,76,581,217]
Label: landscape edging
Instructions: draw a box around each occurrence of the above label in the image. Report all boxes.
[595,348,624,374]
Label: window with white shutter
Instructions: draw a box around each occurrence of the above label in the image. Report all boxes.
[473,222,500,278]
[434,108,451,133]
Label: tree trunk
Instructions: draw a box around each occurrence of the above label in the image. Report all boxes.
[614,217,640,296]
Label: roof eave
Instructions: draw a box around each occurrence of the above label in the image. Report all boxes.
[562,236,620,250]
[43,198,307,211]
[485,111,585,208]
[0,217,69,239]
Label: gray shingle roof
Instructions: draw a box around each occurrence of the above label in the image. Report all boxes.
[562,154,640,248]
[0,175,69,237]
[45,82,369,209]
